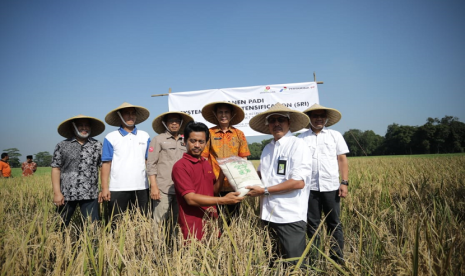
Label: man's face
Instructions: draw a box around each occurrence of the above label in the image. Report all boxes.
[186,131,207,159]
[120,107,137,126]
[267,115,290,140]
[216,105,232,126]
[165,114,182,133]
[3,155,9,161]
[309,110,327,130]
[74,119,91,137]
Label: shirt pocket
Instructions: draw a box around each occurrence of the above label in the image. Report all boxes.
[321,141,337,158]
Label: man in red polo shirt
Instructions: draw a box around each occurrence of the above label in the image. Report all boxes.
[172,121,244,241]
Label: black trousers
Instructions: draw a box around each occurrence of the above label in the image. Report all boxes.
[107,189,150,219]
[307,190,344,262]
[264,220,307,265]
[57,199,99,226]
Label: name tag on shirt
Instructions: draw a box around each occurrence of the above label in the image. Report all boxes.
[277,159,287,175]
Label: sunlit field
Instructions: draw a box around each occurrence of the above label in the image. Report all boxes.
[1,155,464,275]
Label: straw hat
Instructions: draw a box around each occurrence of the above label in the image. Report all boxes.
[105,102,150,127]
[249,103,309,134]
[57,115,105,138]
[201,101,245,125]
[152,111,194,134]
[302,103,342,127]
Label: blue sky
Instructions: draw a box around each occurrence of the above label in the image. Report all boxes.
[1,0,464,159]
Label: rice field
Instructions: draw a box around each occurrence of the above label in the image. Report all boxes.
[1,154,464,275]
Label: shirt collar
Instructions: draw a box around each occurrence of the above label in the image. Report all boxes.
[118,126,137,136]
[69,136,95,144]
[214,126,234,133]
[310,126,328,135]
[183,152,203,164]
[163,130,180,139]
[271,130,293,145]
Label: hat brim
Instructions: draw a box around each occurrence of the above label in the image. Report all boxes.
[249,103,309,134]
[201,101,245,125]
[152,112,194,134]
[302,104,342,127]
[57,115,105,138]
[105,102,150,127]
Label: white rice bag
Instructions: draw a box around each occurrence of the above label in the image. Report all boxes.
[218,156,264,197]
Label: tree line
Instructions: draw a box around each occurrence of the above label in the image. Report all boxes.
[248,115,465,159]
[4,115,464,165]
[2,148,52,168]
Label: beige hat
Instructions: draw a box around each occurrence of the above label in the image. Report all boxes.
[303,103,342,127]
[152,111,194,134]
[201,101,245,125]
[249,103,309,134]
[57,115,105,138]
[105,102,150,127]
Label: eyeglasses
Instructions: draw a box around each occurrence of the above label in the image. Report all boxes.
[167,119,181,124]
[267,117,288,124]
[310,114,327,119]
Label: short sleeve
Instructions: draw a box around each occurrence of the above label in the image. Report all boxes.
[237,129,251,157]
[146,137,161,176]
[51,143,62,168]
[335,131,349,155]
[145,137,151,160]
[172,162,196,197]
[102,138,114,161]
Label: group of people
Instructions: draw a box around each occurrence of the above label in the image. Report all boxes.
[0,153,37,178]
[50,100,349,265]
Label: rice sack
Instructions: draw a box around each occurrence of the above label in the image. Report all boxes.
[218,156,263,197]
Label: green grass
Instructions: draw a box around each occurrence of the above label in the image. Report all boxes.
[10,167,51,178]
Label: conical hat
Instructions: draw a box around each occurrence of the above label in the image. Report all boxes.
[201,101,245,125]
[105,102,150,127]
[152,111,194,134]
[302,103,342,127]
[57,115,105,138]
[249,103,309,134]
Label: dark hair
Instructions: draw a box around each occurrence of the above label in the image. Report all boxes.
[1,153,8,159]
[27,155,33,159]
[184,121,209,142]
[214,103,234,113]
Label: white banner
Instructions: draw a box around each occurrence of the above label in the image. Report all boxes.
[168,82,319,136]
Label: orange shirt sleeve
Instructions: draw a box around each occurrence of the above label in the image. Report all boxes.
[236,129,251,157]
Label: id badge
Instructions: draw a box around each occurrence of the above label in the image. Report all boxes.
[277,159,287,175]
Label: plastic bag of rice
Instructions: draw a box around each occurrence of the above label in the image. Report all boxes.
[218,156,263,197]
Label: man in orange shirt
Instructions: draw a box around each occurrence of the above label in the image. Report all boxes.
[0,153,12,178]
[22,155,37,176]
[201,102,250,222]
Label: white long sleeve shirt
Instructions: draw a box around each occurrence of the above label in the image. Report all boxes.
[298,127,349,192]
[258,131,312,223]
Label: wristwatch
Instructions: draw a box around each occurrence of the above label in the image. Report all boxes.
[264,187,270,196]
[340,180,349,186]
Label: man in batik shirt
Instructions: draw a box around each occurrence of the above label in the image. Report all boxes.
[51,115,105,226]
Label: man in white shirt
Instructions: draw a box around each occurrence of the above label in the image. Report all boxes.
[100,102,151,221]
[298,103,349,264]
[247,103,312,265]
